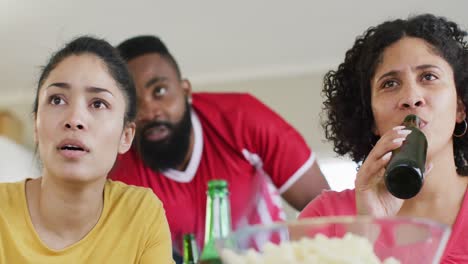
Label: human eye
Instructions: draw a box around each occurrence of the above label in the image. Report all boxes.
[153,87,168,98]
[90,99,109,109]
[381,80,399,89]
[421,72,438,82]
[49,95,66,105]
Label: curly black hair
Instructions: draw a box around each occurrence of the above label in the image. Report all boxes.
[322,14,468,175]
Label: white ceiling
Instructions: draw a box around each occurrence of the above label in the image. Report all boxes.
[1,0,468,104]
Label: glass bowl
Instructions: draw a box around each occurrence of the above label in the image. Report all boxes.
[216,216,451,264]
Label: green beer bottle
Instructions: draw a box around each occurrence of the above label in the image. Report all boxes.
[384,114,428,199]
[183,233,199,264]
[199,180,232,264]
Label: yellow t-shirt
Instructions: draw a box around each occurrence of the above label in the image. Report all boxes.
[0,179,174,264]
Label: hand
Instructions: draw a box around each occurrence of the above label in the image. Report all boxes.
[355,126,411,217]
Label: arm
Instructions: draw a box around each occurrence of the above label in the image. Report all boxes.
[298,189,356,219]
[281,162,329,211]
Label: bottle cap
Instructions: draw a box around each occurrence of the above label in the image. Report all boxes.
[208,180,228,190]
[183,233,195,241]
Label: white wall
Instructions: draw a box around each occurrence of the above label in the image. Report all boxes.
[0,136,40,182]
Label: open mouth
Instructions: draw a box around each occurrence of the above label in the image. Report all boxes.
[60,145,87,152]
[57,141,90,159]
[144,125,171,141]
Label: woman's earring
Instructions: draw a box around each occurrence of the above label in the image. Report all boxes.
[454,119,468,137]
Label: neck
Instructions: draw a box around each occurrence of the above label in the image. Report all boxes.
[177,126,195,171]
[27,172,106,248]
[418,147,464,198]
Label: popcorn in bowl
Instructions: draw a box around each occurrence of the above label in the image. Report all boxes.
[216,217,450,264]
[221,232,400,264]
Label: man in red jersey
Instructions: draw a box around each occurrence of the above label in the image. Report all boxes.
[110,35,329,262]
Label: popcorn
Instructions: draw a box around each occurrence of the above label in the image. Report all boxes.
[221,233,400,264]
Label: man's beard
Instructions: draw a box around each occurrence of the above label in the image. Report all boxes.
[137,101,192,172]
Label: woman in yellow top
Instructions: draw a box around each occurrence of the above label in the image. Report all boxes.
[0,36,174,263]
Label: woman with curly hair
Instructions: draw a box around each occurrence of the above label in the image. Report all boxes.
[299,14,468,262]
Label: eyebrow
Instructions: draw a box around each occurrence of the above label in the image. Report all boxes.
[145,77,167,89]
[376,64,442,83]
[47,82,114,96]
[415,64,441,71]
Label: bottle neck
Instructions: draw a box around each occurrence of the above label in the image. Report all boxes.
[200,192,231,261]
[183,235,199,263]
[403,115,420,128]
[204,194,231,243]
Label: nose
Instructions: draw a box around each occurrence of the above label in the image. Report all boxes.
[400,98,425,109]
[398,83,426,109]
[65,122,84,130]
[64,105,87,131]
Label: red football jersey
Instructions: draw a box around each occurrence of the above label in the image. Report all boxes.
[109,93,315,251]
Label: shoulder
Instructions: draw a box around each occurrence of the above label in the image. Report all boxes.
[299,189,356,218]
[192,92,266,111]
[0,180,24,190]
[323,188,355,200]
[105,180,162,211]
[192,92,272,132]
[193,92,256,102]
[0,180,26,214]
[193,92,284,130]
[0,180,24,200]
[103,180,171,256]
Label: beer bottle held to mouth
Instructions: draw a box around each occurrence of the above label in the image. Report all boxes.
[384,114,428,199]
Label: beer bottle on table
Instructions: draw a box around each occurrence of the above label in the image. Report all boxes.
[183,233,199,264]
[384,114,428,199]
[199,180,232,264]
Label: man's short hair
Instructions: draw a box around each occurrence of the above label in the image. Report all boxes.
[117,35,181,78]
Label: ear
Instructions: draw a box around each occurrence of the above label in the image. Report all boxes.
[118,122,136,154]
[456,97,466,123]
[181,79,192,99]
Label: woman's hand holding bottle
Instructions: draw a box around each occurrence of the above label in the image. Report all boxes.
[355,126,411,217]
